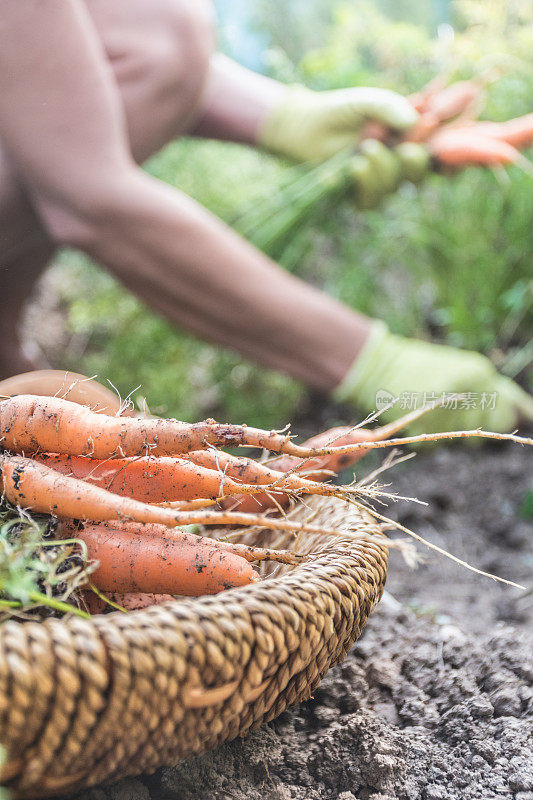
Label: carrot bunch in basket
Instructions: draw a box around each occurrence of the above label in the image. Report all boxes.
[1,372,530,613]
[0,372,421,612]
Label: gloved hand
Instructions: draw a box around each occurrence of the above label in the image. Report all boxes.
[334,321,533,434]
[348,139,430,208]
[259,85,418,162]
[258,85,430,208]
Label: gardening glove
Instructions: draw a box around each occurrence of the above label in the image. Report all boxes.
[259,85,430,207]
[334,320,533,434]
[259,85,418,162]
[348,139,430,208]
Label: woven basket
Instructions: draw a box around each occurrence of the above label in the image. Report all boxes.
[0,497,388,798]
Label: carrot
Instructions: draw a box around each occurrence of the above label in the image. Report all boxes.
[0,394,308,458]
[424,79,483,122]
[449,115,533,149]
[183,450,282,481]
[35,453,273,502]
[182,435,371,513]
[264,425,375,477]
[188,411,428,513]
[359,79,484,147]
[0,453,355,539]
[429,129,521,166]
[33,452,352,504]
[490,113,533,148]
[0,371,126,415]
[0,393,499,462]
[184,409,425,481]
[64,522,259,595]
[108,593,174,611]
[408,75,449,113]
[149,498,218,511]
[406,111,440,143]
[64,521,301,566]
[81,590,174,614]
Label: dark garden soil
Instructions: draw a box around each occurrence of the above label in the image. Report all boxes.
[68,441,533,800]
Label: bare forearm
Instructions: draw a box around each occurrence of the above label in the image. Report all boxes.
[0,4,370,392]
[191,54,285,145]
[82,171,371,391]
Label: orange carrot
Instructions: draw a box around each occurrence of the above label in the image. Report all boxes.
[0,395,309,458]
[408,75,449,113]
[171,439,374,512]
[0,454,352,539]
[491,113,533,148]
[108,593,174,611]
[183,426,376,481]
[429,129,520,166]
[214,427,376,513]
[182,433,370,513]
[359,80,484,147]
[406,111,440,143]
[81,590,174,614]
[0,371,126,414]
[424,79,483,122]
[68,521,301,565]
[34,452,351,505]
[449,115,533,149]
[0,393,461,462]
[187,412,422,513]
[185,409,420,484]
[35,453,270,502]
[264,425,376,477]
[67,522,258,595]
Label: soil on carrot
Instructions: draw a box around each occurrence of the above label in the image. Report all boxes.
[66,440,532,800]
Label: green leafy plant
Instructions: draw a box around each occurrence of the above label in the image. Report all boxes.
[0,504,93,621]
[519,489,533,520]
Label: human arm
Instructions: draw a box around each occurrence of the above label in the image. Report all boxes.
[0,0,371,391]
[0,4,529,434]
[191,54,428,206]
[192,54,417,152]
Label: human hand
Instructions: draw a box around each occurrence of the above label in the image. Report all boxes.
[348,139,430,208]
[259,85,429,208]
[259,85,418,162]
[334,321,533,434]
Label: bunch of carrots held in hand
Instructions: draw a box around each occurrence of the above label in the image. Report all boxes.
[235,72,533,263]
[382,72,533,169]
[0,372,531,614]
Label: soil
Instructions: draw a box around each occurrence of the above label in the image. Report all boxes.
[68,441,533,800]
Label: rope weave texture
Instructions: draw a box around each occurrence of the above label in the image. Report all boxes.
[0,498,388,797]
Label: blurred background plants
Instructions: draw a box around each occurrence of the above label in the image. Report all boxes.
[34,0,533,428]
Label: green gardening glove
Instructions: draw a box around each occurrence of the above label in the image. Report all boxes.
[334,321,533,434]
[259,85,418,161]
[348,140,430,208]
[258,85,430,208]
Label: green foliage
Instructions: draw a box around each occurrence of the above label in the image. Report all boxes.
[519,489,533,520]
[0,504,92,620]
[0,515,49,603]
[0,746,9,800]
[296,0,533,100]
[54,0,532,428]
